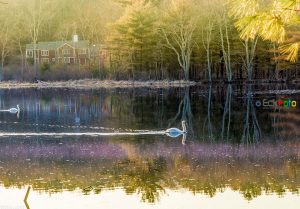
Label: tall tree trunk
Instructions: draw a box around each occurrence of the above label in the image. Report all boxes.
[219,22,232,82]
[0,57,4,81]
[273,43,280,80]
[202,21,214,82]
[244,37,258,81]
[18,41,24,80]
[161,17,196,81]
[0,48,7,81]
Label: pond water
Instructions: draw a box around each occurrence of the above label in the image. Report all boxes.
[0,84,299,209]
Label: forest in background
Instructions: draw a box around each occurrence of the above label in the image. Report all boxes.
[0,0,300,81]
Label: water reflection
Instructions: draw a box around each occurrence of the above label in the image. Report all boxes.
[0,137,299,203]
[0,85,298,141]
[1,187,299,209]
[168,87,193,136]
[242,85,262,144]
[221,84,232,141]
[0,85,299,205]
[271,108,300,138]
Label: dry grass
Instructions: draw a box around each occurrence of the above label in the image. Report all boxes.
[0,79,197,89]
[0,81,37,89]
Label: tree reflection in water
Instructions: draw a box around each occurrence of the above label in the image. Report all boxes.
[120,156,167,203]
[242,85,262,144]
[204,84,214,141]
[271,108,300,138]
[0,86,299,203]
[168,87,193,138]
[221,85,232,142]
[0,137,299,203]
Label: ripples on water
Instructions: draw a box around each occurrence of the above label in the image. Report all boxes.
[0,85,299,207]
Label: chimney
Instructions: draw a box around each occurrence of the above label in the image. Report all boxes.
[73,35,79,42]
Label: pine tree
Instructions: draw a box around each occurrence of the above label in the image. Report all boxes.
[229,0,300,62]
[110,2,159,78]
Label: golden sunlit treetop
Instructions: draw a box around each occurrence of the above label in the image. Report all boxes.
[229,0,300,62]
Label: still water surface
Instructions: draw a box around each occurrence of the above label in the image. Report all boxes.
[0,85,299,208]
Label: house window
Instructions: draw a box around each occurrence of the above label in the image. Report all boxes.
[52,58,56,62]
[79,49,86,55]
[26,50,33,58]
[64,57,70,63]
[63,49,70,55]
[41,58,49,63]
[41,50,49,56]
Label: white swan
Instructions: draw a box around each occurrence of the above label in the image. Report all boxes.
[165,121,187,138]
[0,105,20,114]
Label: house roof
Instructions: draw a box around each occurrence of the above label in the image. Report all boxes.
[26,40,90,50]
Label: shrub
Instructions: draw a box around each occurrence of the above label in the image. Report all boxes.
[40,63,51,74]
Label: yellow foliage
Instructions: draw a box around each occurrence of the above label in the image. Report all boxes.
[279,42,300,62]
[229,0,300,62]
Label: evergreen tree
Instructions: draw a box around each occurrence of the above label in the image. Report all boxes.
[110,2,159,78]
[229,0,300,62]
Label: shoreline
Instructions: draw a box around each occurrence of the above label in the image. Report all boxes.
[0,79,299,89]
[0,80,197,89]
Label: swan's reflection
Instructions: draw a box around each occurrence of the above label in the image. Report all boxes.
[182,133,187,145]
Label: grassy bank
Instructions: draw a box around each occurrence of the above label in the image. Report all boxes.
[0,79,299,89]
[0,79,197,89]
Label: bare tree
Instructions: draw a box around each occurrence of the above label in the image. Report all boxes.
[198,1,216,82]
[22,0,54,72]
[215,1,233,82]
[160,0,197,80]
[0,8,13,80]
[218,15,233,82]
[13,11,31,79]
[243,37,259,80]
[201,20,214,82]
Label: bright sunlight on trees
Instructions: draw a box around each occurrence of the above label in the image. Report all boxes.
[160,0,198,80]
[229,0,300,62]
